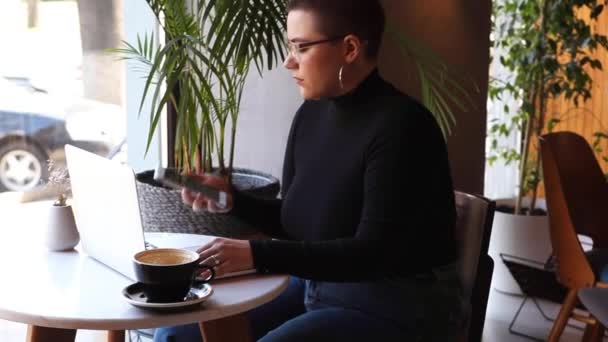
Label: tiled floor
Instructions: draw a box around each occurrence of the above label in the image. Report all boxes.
[482,288,593,341]
[0,287,602,342]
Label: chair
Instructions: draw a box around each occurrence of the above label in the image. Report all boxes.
[541,132,608,249]
[454,191,496,342]
[540,131,608,341]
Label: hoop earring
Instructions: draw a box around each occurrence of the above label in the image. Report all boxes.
[338,66,344,90]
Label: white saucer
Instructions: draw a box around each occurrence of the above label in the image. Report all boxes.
[122,282,213,310]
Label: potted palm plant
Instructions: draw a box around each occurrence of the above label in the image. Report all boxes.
[111,0,476,235]
[487,0,608,293]
[111,0,286,235]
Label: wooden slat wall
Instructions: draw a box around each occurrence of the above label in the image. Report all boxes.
[546,8,608,171]
[534,8,608,197]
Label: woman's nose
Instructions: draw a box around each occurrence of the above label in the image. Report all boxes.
[283,54,297,69]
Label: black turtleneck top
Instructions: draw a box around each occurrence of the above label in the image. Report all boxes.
[234,70,457,282]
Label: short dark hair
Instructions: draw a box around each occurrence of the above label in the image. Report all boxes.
[287,0,385,59]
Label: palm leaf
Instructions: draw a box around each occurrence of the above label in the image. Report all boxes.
[389,27,477,136]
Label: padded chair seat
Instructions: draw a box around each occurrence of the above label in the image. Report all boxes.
[579,288,608,328]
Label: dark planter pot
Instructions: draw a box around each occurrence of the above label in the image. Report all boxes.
[135,168,280,237]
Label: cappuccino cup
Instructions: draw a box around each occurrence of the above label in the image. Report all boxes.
[133,248,214,303]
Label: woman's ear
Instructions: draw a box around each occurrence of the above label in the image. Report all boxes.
[343,34,363,63]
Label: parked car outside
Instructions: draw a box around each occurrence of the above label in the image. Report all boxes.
[0,76,125,192]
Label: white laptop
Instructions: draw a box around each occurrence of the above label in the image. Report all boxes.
[64,144,255,281]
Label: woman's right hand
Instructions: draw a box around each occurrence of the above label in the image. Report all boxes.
[181,174,234,213]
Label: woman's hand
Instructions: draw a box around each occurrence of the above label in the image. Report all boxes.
[181,174,234,213]
[197,237,254,277]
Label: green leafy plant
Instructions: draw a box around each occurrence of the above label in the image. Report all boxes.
[591,130,608,179]
[388,28,478,136]
[111,0,476,183]
[112,0,287,181]
[488,0,608,214]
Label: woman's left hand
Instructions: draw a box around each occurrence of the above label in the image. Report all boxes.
[197,237,254,277]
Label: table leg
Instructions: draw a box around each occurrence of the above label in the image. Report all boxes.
[107,330,125,342]
[26,325,76,342]
[199,313,252,342]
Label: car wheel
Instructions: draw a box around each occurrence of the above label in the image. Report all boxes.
[0,141,48,192]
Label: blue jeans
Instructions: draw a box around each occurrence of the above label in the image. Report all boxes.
[154,277,422,341]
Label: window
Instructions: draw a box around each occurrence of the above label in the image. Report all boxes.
[0,0,163,203]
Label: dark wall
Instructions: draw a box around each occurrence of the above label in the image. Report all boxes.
[378,0,492,195]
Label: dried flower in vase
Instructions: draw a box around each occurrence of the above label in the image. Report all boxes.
[46,159,71,206]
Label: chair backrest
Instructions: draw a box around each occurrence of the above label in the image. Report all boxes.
[454,191,495,298]
[454,191,495,342]
[540,131,608,248]
[540,132,596,289]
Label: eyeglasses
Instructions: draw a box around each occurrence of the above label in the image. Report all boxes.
[286,35,346,62]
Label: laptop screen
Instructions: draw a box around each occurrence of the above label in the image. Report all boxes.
[65,144,145,280]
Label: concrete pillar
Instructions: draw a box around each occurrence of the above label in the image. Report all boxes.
[77,0,125,106]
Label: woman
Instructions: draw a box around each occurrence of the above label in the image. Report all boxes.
[154,0,462,341]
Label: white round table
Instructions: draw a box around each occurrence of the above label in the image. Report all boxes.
[0,201,288,342]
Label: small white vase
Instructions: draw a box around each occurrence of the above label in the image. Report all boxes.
[45,204,80,251]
